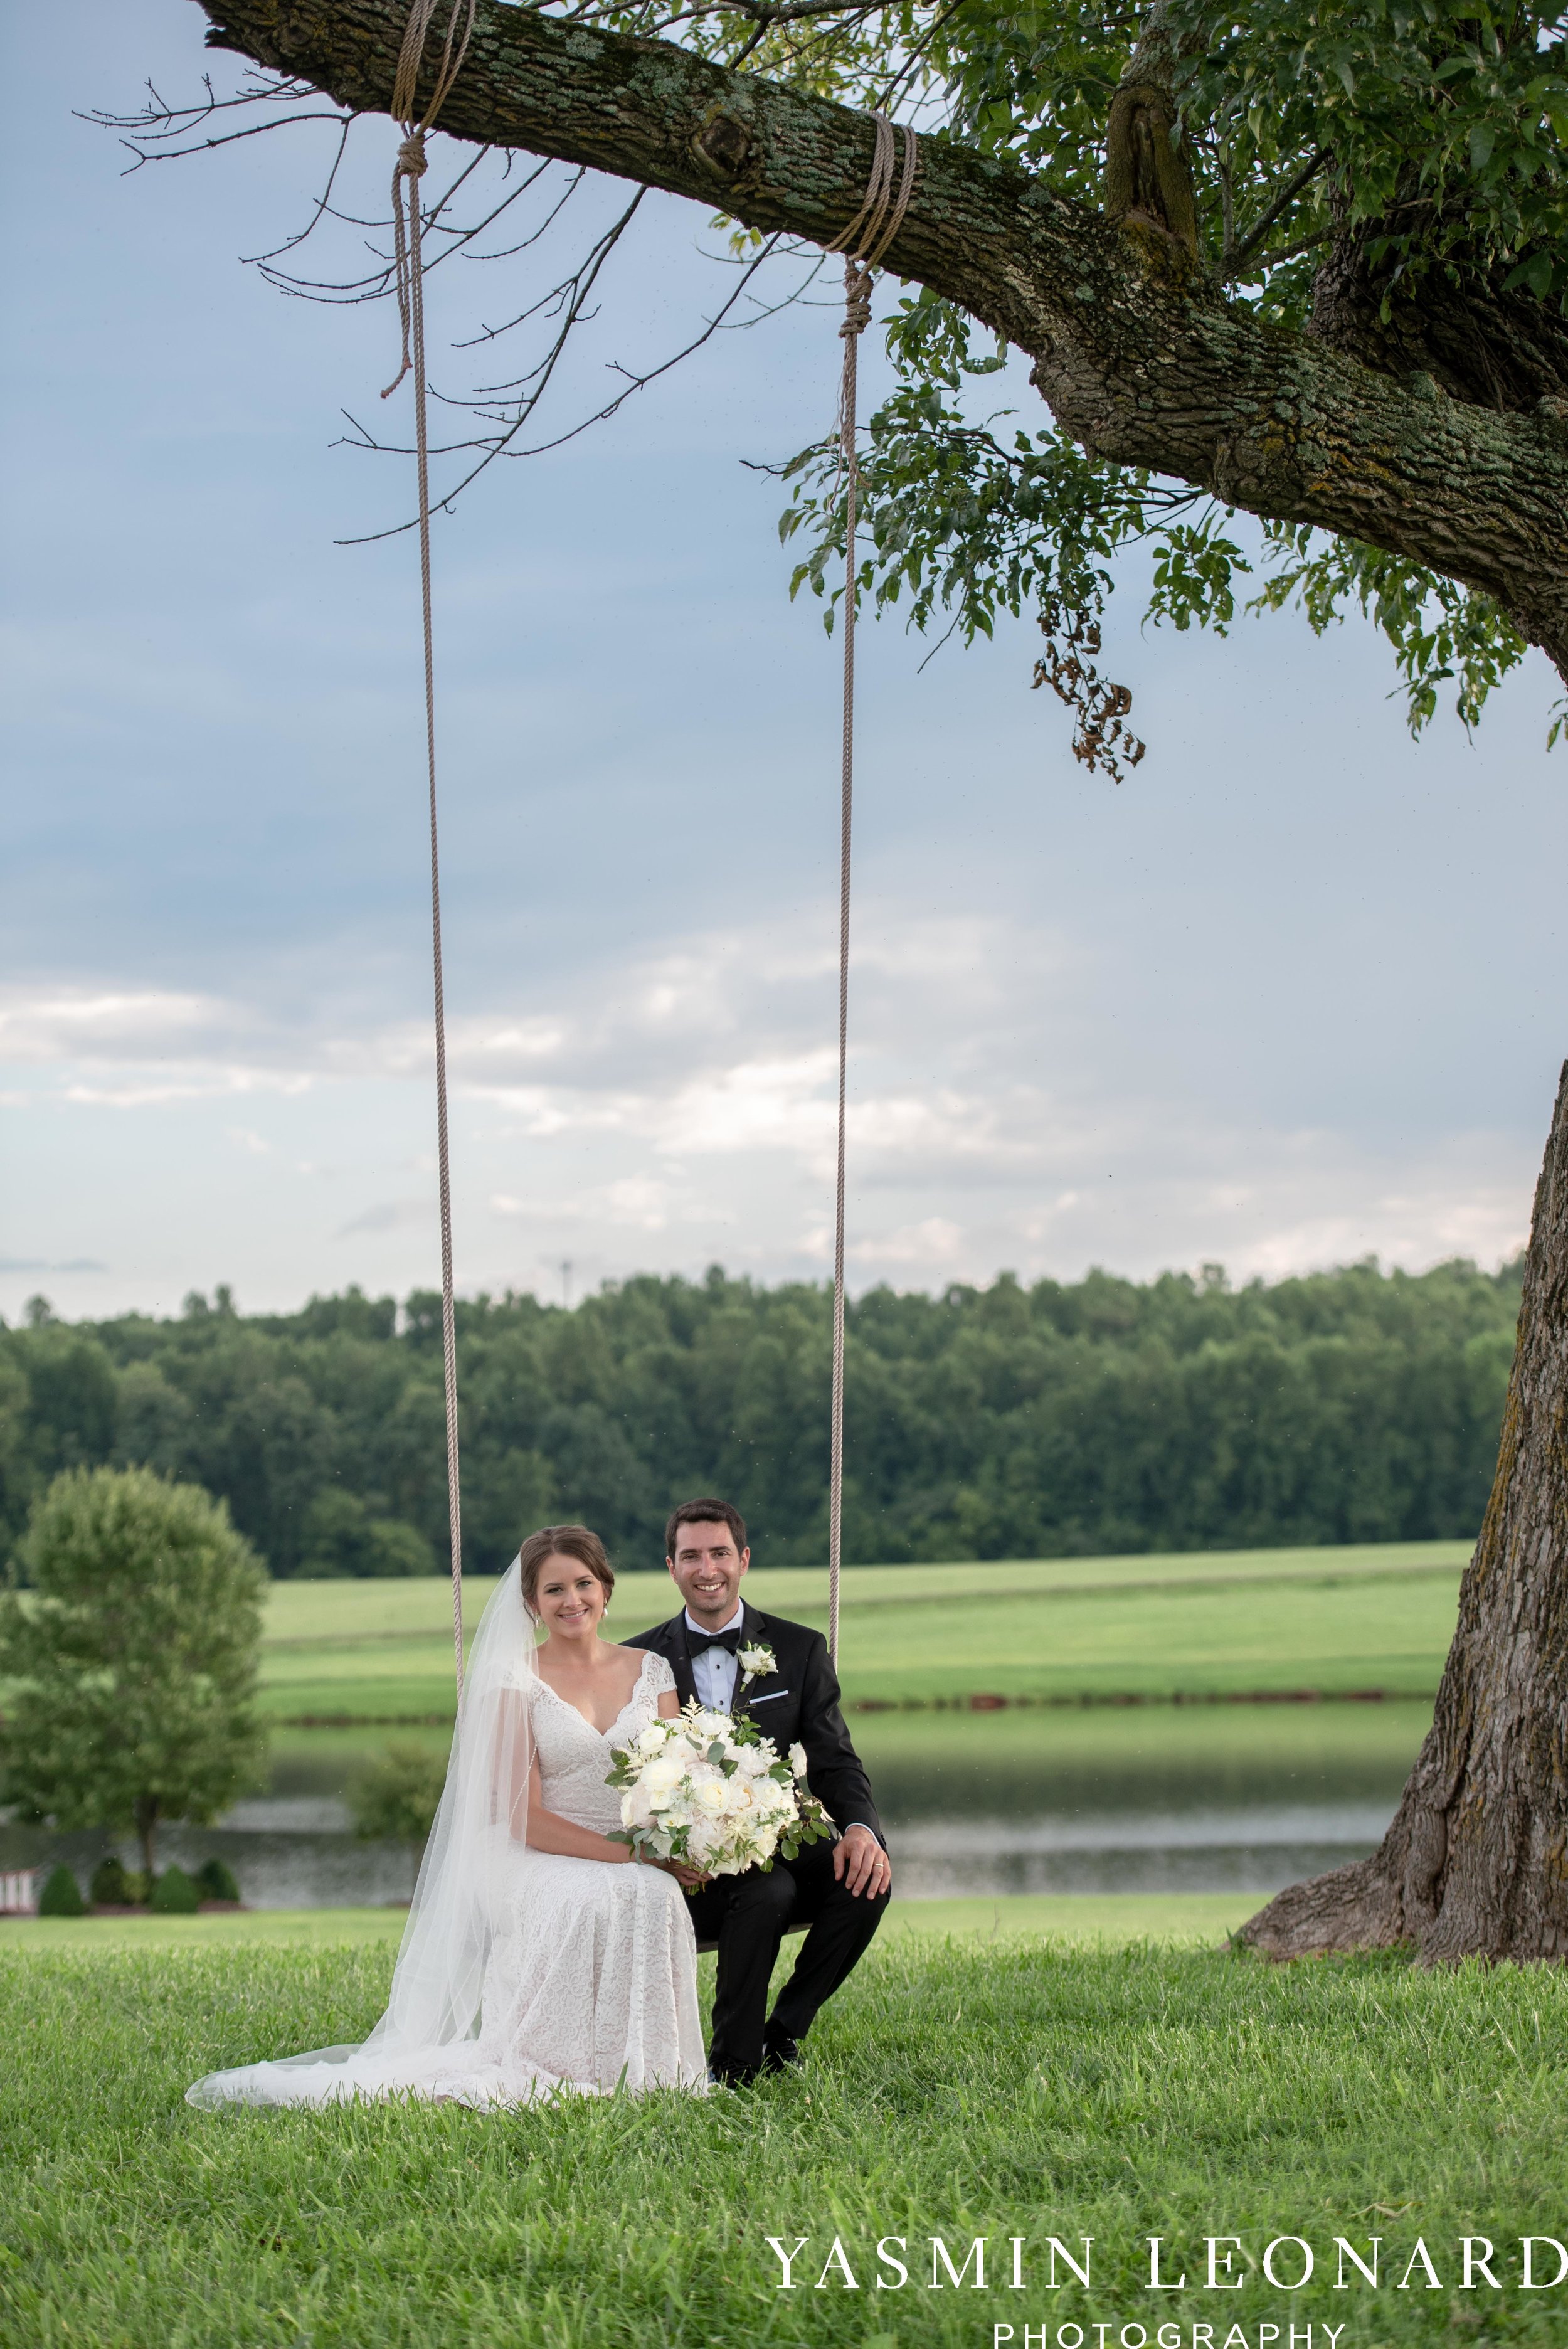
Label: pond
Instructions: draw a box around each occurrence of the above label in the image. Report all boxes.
[857,1701,1427,1896]
[1,1699,1431,1909]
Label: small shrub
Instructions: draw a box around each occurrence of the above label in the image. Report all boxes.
[345,1741,450,1851]
[195,1857,240,1903]
[36,1865,84,1917]
[149,1865,200,1914]
[89,1855,136,1906]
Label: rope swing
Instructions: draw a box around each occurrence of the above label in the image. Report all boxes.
[821,115,918,1664]
[382,0,478,1697]
[377,0,913,1685]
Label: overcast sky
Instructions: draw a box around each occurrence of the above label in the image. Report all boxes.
[4,2,1566,1325]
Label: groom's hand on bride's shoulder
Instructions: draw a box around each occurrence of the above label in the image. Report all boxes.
[834,1823,891,1898]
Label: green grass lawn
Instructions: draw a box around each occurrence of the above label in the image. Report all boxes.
[258,1541,1470,1721]
[0,1892,1251,1953]
[2,1925,1563,2348]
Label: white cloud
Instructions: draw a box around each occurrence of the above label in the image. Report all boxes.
[0,900,1540,1322]
[0,986,317,1106]
[852,1217,967,1268]
[492,1173,675,1231]
[0,989,221,1061]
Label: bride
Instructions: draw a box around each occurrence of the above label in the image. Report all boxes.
[188,1525,709,2106]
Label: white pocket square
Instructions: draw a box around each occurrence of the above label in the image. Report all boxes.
[748,1688,789,1704]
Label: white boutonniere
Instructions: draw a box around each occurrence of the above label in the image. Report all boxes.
[738,1641,776,1692]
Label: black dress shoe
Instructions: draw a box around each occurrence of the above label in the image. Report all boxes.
[707,2061,760,2089]
[761,2030,802,2074]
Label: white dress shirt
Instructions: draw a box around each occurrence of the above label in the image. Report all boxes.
[684,1603,744,1714]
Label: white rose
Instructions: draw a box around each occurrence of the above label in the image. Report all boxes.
[696,1779,729,1815]
[738,1643,775,1679]
[636,1723,667,1756]
[789,1742,808,1778]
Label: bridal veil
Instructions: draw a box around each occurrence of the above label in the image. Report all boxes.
[187,1556,537,2108]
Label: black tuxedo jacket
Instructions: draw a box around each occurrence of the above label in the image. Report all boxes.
[626,1601,884,1844]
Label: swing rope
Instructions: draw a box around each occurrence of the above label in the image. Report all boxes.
[822,115,918,1665]
[376,19,912,1684]
[383,0,478,1696]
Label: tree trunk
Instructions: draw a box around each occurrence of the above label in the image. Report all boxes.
[1241,1063,1568,1962]
[197,1,1568,681]
[135,1796,159,1881]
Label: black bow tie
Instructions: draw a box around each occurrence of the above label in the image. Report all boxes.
[687,1626,741,1657]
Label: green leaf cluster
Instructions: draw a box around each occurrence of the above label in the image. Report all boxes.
[750,0,1568,743]
[1163,0,1568,308]
[782,324,1539,744]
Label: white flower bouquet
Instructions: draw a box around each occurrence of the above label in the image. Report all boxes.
[605,1702,834,1876]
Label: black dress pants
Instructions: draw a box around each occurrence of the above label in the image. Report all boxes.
[684,1840,889,2077]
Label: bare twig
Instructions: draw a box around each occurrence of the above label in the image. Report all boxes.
[1221,146,1329,278]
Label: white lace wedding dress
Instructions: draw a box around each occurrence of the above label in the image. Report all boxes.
[187,1599,707,2109]
[458,1652,707,2100]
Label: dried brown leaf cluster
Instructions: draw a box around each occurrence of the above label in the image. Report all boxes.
[1032,601,1145,782]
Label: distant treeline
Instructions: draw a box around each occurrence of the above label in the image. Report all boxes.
[0,1258,1519,1577]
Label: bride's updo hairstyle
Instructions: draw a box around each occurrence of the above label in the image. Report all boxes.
[519,1524,615,1621]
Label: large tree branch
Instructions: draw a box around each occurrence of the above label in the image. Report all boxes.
[200,0,1568,677]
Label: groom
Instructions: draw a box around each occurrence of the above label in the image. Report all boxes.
[628,1497,891,2086]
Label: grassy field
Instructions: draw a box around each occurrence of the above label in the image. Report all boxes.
[258,1540,1470,1721]
[0,1892,1253,1953]
[2,1924,1564,2348]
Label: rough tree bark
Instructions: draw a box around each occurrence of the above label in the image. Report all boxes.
[1242,1064,1568,1962]
[198,0,1568,680]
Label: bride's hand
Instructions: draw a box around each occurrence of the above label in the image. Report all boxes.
[644,1855,710,1889]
